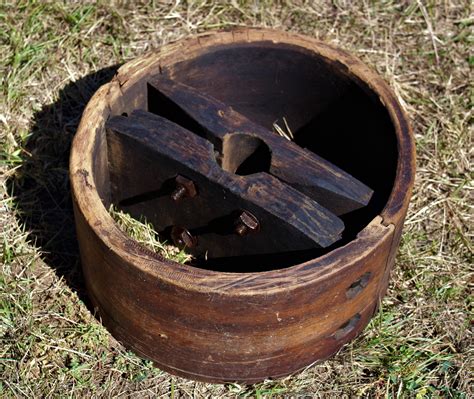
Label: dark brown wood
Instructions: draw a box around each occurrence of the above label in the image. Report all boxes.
[70,28,415,383]
[147,75,373,216]
[105,110,344,256]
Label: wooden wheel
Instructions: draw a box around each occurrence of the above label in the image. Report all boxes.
[70,28,415,383]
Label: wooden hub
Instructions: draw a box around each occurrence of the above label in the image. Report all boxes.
[70,28,415,383]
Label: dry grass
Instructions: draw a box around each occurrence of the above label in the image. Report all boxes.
[1,1,472,397]
[109,205,193,264]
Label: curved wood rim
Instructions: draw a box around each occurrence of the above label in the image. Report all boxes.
[70,28,415,295]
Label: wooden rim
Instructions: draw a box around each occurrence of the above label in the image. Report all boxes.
[70,28,415,295]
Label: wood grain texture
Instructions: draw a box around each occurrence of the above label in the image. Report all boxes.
[70,28,415,383]
[105,110,344,255]
[147,75,373,216]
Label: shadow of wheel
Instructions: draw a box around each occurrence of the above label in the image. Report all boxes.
[7,65,119,305]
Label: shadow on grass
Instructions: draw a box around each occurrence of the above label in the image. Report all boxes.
[8,65,119,302]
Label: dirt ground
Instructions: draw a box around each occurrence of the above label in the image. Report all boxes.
[1,1,472,397]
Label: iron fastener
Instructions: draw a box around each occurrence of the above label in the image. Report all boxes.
[171,175,197,201]
[235,211,260,236]
[171,226,198,248]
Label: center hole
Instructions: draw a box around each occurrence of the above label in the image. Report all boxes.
[220,133,272,176]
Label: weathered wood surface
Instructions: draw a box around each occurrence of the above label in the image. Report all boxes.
[70,28,415,383]
[106,110,344,256]
[148,75,373,216]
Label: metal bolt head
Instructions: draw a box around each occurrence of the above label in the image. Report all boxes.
[235,211,260,236]
[171,175,197,201]
[171,226,197,248]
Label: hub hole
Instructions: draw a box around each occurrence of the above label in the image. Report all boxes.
[221,133,271,176]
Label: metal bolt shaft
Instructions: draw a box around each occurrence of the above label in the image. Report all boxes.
[171,226,197,248]
[171,185,187,201]
[235,223,249,236]
[170,175,197,201]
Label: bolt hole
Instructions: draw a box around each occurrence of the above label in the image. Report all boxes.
[346,272,371,299]
[332,313,361,340]
[171,226,198,248]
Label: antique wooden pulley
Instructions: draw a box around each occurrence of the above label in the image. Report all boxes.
[70,28,415,383]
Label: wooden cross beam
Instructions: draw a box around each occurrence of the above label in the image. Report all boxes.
[147,76,373,216]
[105,76,373,260]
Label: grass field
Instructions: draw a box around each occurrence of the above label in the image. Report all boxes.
[1,1,472,397]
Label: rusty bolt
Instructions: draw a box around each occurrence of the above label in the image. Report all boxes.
[234,211,260,236]
[171,175,197,201]
[171,226,198,248]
